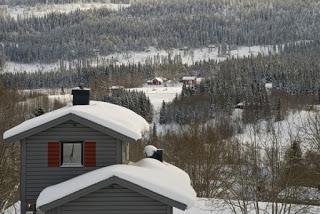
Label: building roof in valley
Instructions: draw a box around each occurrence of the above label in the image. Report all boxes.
[182,76,196,81]
[4,101,149,142]
[154,77,164,83]
[36,158,197,211]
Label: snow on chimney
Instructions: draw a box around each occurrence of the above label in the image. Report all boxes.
[144,145,163,162]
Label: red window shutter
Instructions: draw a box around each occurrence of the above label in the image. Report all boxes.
[48,142,60,167]
[84,142,96,167]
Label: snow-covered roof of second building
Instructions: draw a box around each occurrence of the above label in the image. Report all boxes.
[4,101,149,141]
[154,77,164,82]
[182,76,196,81]
[37,158,196,210]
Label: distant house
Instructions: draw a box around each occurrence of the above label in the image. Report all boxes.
[181,76,204,87]
[182,76,197,86]
[4,87,196,214]
[147,77,164,85]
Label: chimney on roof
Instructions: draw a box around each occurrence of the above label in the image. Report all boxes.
[144,145,163,162]
[72,85,90,105]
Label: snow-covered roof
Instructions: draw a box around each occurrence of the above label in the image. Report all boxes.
[37,158,196,210]
[196,77,204,84]
[144,145,158,157]
[72,86,90,90]
[4,101,149,141]
[182,76,196,81]
[154,77,164,83]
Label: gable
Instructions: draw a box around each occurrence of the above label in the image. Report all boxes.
[4,101,149,143]
[28,119,117,142]
[49,184,172,214]
[38,176,187,212]
[5,113,135,143]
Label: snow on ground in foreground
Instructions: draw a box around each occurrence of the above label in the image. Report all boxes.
[174,198,320,214]
[5,198,320,214]
[7,3,130,20]
[3,45,274,73]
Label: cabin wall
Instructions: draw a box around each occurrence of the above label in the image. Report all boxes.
[46,184,172,214]
[22,120,124,213]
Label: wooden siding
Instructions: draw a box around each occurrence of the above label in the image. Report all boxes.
[47,184,172,214]
[24,120,121,206]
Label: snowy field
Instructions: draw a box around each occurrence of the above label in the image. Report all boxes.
[129,84,182,111]
[234,108,320,150]
[3,45,275,73]
[7,3,130,20]
[129,84,182,123]
[5,198,320,214]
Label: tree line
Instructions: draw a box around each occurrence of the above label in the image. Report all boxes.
[1,0,320,63]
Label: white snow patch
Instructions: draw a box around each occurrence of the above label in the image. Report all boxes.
[6,198,320,214]
[3,201,20,214]
[265,82,273,89]
[129,85,182,112]
[4,101,149,141]
[3,45,275,73]
[174,198,320,214]
[7,3,130,20]
[234,109,320,150]
[36,158,196,210]
[144,145,158,157]
[48,94,72,104]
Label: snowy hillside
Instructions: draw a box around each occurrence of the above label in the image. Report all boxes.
[7,3,130,20]
[233,108,320,150]
[3,45,275,73]
[129,85,182,111]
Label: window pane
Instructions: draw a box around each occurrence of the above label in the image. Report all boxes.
[63,143,82,165]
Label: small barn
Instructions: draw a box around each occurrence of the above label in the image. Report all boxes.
[181,76,196,86]
[147,77,164,85]
[4,87,196,214]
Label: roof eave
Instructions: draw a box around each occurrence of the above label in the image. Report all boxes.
[3,113,138,144]
[37,176,188,212]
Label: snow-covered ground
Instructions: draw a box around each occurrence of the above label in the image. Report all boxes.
[129,84,182,123]
[3,62,59,73]
[129,84,182,111]
[174,198,320,214]
[48,94,72,104]
[5,198,320,214]
[3,45,275,73]
[234,108,320,150]
[101,45,275,66]
[7,3,130,20]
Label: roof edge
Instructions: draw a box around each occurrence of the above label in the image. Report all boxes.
[4,113,137,143]
[38,176,187,212]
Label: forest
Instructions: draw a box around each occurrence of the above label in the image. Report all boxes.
[1,0,320,213]
[0,0,320,63]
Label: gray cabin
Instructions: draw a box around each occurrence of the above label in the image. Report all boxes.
[4,88,196,214]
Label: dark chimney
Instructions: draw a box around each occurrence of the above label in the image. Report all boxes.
[151,149,163,162]
[72,86,90,105]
